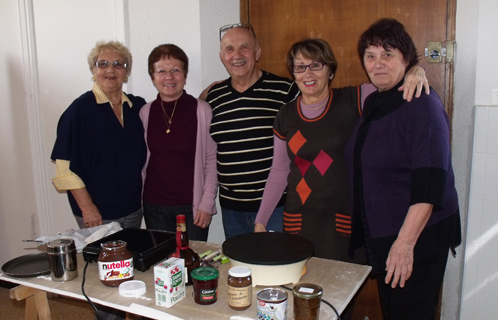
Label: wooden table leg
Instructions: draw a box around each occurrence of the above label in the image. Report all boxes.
[25,295,38,320]
[10,285,52,320]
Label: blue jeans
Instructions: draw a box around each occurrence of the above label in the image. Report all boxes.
[143,202,208,241]
[221,206,284,239]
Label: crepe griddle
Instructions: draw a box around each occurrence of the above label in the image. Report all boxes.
[83,228,176,272]
[222,232,314,286]
[223,232,314,264]
[2,252,51,278]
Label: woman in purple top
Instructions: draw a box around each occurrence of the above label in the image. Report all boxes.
[139,44,217,241]
[345,19,461,319]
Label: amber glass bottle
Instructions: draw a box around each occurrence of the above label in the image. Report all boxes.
[170,214,200,285]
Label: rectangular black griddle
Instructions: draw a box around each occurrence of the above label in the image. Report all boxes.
[83,228,176,272]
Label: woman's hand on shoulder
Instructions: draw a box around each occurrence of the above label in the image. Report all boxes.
[254,223,267,233]
[399,65,430,102]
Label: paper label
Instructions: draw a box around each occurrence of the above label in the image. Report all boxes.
[228,285,252,307]
[98,258,134,281]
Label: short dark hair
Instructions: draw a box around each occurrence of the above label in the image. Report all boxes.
[148,44,189,79]
[357,18,419,71]
[286,38,338,84]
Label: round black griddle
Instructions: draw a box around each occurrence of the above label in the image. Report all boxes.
[222,232,314,265]
[2,252,51,278]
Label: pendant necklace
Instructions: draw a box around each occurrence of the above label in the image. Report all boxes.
[160,99,178,134]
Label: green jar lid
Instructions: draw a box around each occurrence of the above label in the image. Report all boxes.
[191,267,219,281]
[292,283,323,299]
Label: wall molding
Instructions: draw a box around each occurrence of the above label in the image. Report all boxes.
[18,0,53,236]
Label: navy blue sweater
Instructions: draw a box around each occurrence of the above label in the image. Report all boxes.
[345,82,461,274]
[51,91,147,219]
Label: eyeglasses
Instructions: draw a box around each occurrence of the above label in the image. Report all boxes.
[219,23,256,40]
[292,62,325,73]
[154,68,185,77]
[95,60,127,69]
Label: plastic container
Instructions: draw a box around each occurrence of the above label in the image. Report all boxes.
[292,283,323,320]
[191,267,219,305]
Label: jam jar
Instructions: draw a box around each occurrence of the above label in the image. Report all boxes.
[228,266,252,310]
[292,283,323,320]
[98,240,134,287]
[191,267,219,305]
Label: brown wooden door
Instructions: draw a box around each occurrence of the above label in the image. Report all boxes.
[242,0,455,118]
[241,1,456,319]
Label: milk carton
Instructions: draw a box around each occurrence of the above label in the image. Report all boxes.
[154,257,186,308]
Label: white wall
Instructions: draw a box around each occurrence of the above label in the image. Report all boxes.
[0,0,39,264]
[455,0,498,319]
[462,106,498,319]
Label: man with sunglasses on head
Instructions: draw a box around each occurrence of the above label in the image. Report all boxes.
[203,23,300,239]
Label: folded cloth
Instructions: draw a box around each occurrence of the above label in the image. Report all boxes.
[36,222,122,253]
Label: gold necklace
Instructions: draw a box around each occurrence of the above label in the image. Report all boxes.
[160,99,178,134]
[302,96,329,110]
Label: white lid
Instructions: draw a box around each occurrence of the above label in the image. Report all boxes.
[228,266,252,277]
[119,280,146,297]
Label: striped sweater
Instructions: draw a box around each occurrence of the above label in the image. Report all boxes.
[207,71,300,211]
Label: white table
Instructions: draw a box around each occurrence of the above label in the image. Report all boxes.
[1,241,371,319]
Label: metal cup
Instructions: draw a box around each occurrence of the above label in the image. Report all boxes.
[46,239,78,281]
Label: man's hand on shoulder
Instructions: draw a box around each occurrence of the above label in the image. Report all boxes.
[199,80,225,100]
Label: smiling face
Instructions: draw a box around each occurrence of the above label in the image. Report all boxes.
[92,50,128,96]
[293,51,331,103]
[219,27,261,81]
[151,56,186,102]
[363,45,408,92]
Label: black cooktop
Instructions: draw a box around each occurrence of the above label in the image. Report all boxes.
[82,228,176,272]
[222,232,314,265]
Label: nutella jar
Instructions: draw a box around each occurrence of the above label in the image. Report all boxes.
[228,266,252,310]
[98,240,134,287]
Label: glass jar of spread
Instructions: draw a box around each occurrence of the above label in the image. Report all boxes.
[228,266,252,310]
[191,267,219,305]
[98,240,134,287]
[292,283,323,320]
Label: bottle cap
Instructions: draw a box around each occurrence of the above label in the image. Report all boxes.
[228,266,252,277]
[292,283,323,299]
[191,267,219,281]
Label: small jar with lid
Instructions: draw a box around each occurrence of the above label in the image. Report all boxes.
[98,240,134,287]
[191,267,219,305]
[292,283,323,320]
[228,266,252,310]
